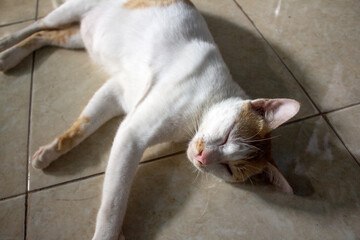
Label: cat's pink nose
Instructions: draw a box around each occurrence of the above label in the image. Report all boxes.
[195,150,208,165]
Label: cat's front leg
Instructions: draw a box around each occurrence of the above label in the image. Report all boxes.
[91,91,177,239]
[32,78,124,169]
[92,121,148,240]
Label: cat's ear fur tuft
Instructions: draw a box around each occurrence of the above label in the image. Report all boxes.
[250,98,300,130]
[265,162,293,194]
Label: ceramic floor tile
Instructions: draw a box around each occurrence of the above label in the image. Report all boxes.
[327,105,360,163]
[234,0,360,112]
[0,196,25,240]
[0,23,33,198]
[27,176,102,240]
[195,0,317,119]
[27,117,360,240]
[38,0,55,19]
[0,0,37,26]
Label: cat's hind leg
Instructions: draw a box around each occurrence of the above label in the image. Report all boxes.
[0,25,83,71]
[0,0,97,53]
[32,77,125,169]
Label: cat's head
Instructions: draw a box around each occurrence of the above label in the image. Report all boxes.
[187,98,300,193]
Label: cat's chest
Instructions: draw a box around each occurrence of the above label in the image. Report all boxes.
[80,2,201,75]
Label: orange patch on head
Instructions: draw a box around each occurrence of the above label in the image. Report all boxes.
[227,102,278,182]
[56,116,90,152]
[229,158,267,182]
[236,102,268,139]
[195,137,205,153]
[124,0,193,9]
[228,129,274,182]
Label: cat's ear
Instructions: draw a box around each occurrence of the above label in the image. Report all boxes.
[250,98,300,130]
[264,162,293,194]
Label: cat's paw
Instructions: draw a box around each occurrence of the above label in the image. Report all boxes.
[32,140,59,169]
[0,47,24,72]
[0,49,14,72]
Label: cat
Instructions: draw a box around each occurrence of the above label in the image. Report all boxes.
[0,0,300,239]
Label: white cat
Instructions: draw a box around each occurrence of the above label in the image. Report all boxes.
[0,0,300,239]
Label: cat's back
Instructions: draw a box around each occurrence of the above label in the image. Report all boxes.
[81,0,214,74]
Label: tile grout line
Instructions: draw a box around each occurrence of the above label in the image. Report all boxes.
[322,101,360,166]
[232,0,360,168]
[322,115,360,167]
[283,113,321,126]
[26,151,187,193]
[23,51,35,240]
[0,150,187,203]
[322,102,360,115]
[24,2,40,240]
[284,101,360,127]
[0,192,27,202]
[0,19,35,28]
[29,172,106,194]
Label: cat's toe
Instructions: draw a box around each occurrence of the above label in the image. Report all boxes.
[0,49,21,72]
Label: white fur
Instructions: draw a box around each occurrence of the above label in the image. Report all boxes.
[0,0,299,239]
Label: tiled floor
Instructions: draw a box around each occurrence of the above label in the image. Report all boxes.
[0,0,359,239]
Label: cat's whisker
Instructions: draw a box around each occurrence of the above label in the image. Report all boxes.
[239,168,246,182]
[246,144,262,153]
[246,172,254,186]
[184,125,195,139]
[205,170,209,183]
[193,168,202,184]
[242,135,281,143]
[233,128,263,143]
[200,194,209,218]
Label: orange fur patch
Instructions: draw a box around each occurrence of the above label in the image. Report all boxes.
[17,25,79,50]
[124,0,193,9]
[229,157,267,182]
[56,116,90,152]
[195,137,204,153]
[16,33,42,50]
[236,102,268,139]
[228,102,276,181]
